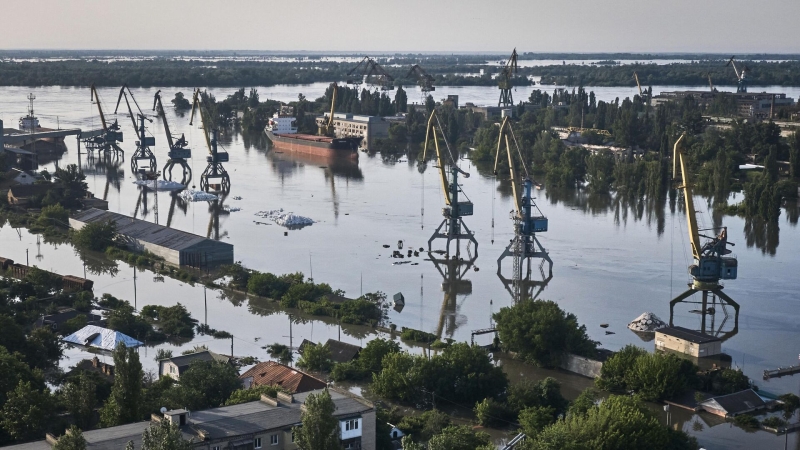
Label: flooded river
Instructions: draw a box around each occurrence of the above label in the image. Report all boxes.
[1,85,799,449]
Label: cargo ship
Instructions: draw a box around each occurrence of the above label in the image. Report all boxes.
[265,107,360,159]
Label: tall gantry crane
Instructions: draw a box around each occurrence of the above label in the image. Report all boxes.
[493,117,552,303]
[726,56,748,93]
[405,64,436,101]
[670,133,739,338]
[153,90,192,184]
[318,83,338,137]
[115,84,157,174]
[498,48,519,108]
[421,110,478,259]
[83,84,124,157]
[347,57,395,91]
[190,89,231,193]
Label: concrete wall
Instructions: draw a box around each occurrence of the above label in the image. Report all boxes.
[360,409,376,450]
[560,353,603,379]
[655,333,720,358]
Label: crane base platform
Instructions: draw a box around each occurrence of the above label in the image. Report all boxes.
[428,217,478,261]
[669,286,739,342]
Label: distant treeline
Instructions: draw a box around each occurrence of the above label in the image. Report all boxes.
[5,57,800,88]
[537,61,800,87]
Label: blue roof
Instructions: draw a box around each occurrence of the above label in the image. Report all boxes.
[62,325,143,350]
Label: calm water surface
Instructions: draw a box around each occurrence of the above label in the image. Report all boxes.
[1,86,799,449]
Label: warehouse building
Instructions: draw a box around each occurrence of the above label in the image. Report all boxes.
[655,326,722,358]
[69,208,233,268]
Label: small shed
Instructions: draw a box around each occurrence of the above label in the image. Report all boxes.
[69,208,233,268]
[62,325,143,350]
[699,389,766,418]
[655,326,721,358]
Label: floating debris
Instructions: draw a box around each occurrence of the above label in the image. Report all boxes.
[180,189,218,202]
[600,323,609,328]
[224,206,242,213]
[133,179,184,190]
[627,312,667,333]
[255,209,314,228]
[392,261,411,265]
[383,244,390,248]
[605,331,615,335]
[233,196,243,200]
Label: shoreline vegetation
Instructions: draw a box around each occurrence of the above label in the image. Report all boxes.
[5,53,800,87]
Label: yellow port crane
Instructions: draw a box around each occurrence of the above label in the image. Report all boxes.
[421,110,477,259]
[633,71,643,97]
[318,83,338,137]
[190,89,230,193]
[115,84,156,174]
[493,117,552,302]
[498,48,519,108]
[670,133,739,338]
[153,90,192,183]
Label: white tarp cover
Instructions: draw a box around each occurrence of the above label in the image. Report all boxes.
[62,325,143,349]
[627,312,667,332]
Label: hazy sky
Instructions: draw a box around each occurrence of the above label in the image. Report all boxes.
[4,0,800,53]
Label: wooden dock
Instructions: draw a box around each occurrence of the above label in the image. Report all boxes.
[763,365,800,380]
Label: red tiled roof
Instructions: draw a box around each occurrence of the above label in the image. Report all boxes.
[239,361,326,393]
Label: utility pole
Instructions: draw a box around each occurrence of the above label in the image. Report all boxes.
[231,335,234,358]
[26,249,29,266]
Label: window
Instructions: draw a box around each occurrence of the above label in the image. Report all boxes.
[270,434,278,445]
[213,447,220,450]
[170,365,175,374]
[254,437,262,448]
[291,430,295,443]
[345,419,359,431]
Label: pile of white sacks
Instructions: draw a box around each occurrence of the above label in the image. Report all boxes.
[179,189,218,202]
[627,312,667,332]
[132,180,184,190]
[254,209,314,227]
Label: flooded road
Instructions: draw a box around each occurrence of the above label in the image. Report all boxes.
[1,85,800,449]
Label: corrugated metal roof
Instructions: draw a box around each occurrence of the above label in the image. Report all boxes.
[239,361,326,393]
[72,208,231,252]
[62,325,143,350]
[656,326,720,344]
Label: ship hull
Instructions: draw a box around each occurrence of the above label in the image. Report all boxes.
[265,130,360,159]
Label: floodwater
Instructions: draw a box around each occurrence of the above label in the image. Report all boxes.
[1,85,800,449]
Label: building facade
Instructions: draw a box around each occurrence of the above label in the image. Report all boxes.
[655,326,722,358]
[315,113,389,149]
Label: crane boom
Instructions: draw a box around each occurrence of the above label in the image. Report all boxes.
[189,89,213,157]
[707,73,715,92]
[422,111,469,206]
[633,71,643,97]
[673,133,702,260]
[494,117,522,214]
[319,83,337,137]
[90,84,109,131]
[152,91,175,149]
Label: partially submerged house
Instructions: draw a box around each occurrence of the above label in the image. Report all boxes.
[62,325,143,350]
[33,307,103,331]
[158,350,232,380]
[326,339,362,364]
[240,361,327,393]
[699,389,767,418]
